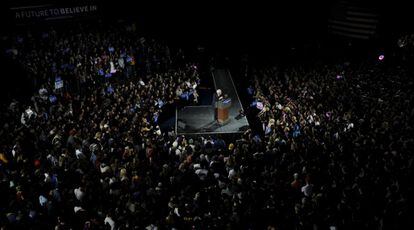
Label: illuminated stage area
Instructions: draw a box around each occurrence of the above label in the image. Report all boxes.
[176,69,249,134]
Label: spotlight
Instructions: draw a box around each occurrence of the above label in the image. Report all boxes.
[378,54,384,61]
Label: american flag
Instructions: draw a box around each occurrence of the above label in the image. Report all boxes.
[329,0,379,40]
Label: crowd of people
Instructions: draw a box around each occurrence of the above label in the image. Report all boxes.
[397,33,414,49]
[244,61,413,229]
[3,22,194,97]
[0,21,412,230]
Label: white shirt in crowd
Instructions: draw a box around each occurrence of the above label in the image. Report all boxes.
[104,216,115,230]
[301,183,313,197]
[118,57,125,69]
[74,187,85,201]
[74,206,84,213]
[110,61,116,73]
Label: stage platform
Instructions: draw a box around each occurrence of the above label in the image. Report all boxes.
[176,69,249,135]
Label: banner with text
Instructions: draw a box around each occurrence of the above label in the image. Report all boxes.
[10,4,99,23]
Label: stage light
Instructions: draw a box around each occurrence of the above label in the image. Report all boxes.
[378,54,384,61]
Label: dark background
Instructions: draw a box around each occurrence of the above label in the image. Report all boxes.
[0,0,413,102]
[2,0,413,52]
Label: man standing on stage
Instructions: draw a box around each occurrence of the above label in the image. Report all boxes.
[213,89,223,120]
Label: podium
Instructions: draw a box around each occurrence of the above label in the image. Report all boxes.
[216,98,231,124]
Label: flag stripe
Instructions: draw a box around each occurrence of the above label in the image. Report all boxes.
[329,19,377,29]
[346,11,377,18]
[329,24,375,35]
[331,30,370,39]
[345,16,378,24]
